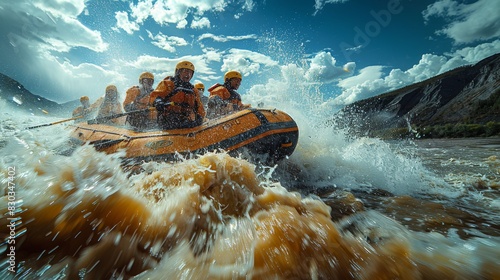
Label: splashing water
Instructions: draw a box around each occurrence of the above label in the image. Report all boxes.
[0,132,498,279]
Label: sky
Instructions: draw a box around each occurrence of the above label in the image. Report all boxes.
[0,0,499,110]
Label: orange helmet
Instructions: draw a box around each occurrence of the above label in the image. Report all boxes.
[175,61,195,72]
[139,72,154,82]
[105,85,117,92]
[80,96,89,102]
[224,70,242,81]
[194,82,204,91]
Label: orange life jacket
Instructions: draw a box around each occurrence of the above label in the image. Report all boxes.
[151,76,205,129]
[72,106,85,118]
[123,85,156,128]
[123,86,150,110]
[97,102,124,124]
[72,105,96,122]
[208,83,244,108]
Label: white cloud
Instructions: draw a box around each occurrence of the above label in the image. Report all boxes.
[124,53,218,83]
[31,0,86,17]
[147,31,188,52]
[338,66,384,89]
[191,17,211,29]
[220,49,279,77]
[305,51,355,83]
[343,62,356,73]
[114,11,140,34]
[176,19,188,29]
[115,0,230,33]
[406,54,448,81]
[313,0,349,15]
[0,0,110,102]
[447,39,500,62]
[334,66,386,105]
[150,1,189,26]
[198,33,258,42]
[422,0,461,21]
[9,0,109,53]
[130,0,154,24]
[333,39,500,106]
[202,48,223,62]
[423,0,500,44]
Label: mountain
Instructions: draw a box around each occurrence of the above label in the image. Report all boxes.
[0,73,77,117]
[334,53,500,138]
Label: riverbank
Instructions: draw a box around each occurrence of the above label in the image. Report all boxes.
[370,121,500,139]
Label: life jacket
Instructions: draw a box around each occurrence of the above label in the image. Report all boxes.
[72,104,96,122]
[97,101,123,124]
[123,86,151,111]
[72,106,84,118]
[123,85,155,129]
[152,76,205,129]
[208,83,244,108]
[72,98,101,122]
[207,84,245,119]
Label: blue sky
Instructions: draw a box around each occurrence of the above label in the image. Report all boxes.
[0,0,499,110]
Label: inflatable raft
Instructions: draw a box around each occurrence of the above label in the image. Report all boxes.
[69,108,299,165]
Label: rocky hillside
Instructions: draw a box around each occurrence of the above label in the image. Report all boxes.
[335,53,500,138]
[0,73,77,117]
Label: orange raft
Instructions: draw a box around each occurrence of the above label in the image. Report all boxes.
[68,108,299,165]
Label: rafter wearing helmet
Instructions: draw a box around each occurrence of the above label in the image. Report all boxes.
[72,95,102,121]
[149,60,206,130]
[96,84,124,125]
[123,71,156,129]
[194,82,208,108]
[206,70,251,118]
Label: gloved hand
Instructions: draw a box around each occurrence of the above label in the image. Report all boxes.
[154,98,166,113]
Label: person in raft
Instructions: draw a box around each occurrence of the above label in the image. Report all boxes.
[72,96,101,122]
[194,82,208,109]
[206,70,251,118]
[150,60,206,130]
[96,85,124,125]
[123,71,155,129]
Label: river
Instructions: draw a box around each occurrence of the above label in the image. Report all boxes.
[0,101,499,279]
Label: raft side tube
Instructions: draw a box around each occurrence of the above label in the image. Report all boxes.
[68,108,299,164]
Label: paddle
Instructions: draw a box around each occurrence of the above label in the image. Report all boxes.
[26,108,153,129]
[25,115,83,130]
[87,107,156,124]
[26,103,173,129]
